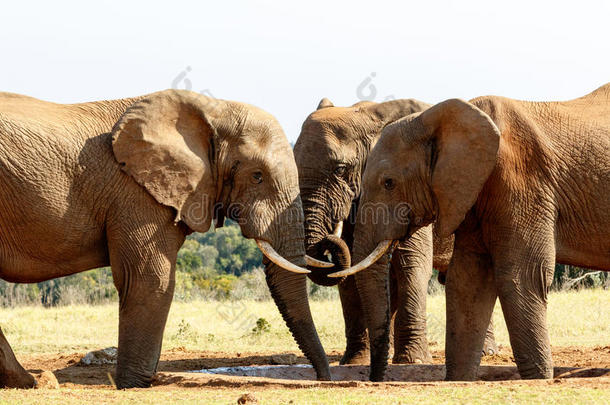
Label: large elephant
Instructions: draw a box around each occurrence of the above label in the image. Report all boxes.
[0,90,331,388]
[294,98,498,365]
[335,84,610,381]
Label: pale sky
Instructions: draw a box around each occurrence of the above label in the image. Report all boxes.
[1,0,608,142]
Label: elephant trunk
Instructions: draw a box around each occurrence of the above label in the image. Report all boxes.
[306,235,351,286]
[301,188,330,249]
[263,204,331,380]
[300,178,352,286]
[352,232,392,382]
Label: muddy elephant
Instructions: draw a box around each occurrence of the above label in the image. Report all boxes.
[335,84,610,381]
[294,98,498,365]
[0,90,331,388]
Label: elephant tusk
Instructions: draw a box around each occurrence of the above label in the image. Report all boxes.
[333,221,343,238]
[306,255,335,268]
[256,240,311,274]
[328,240,393,278]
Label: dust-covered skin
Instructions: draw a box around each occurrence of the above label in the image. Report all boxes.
[293,98,497,366]
[349,84,610,381]
[0,90,330,388]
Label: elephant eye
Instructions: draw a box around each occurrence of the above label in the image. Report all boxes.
[384,178,395,190]
[251,171,263,184]
[334,165,347,177]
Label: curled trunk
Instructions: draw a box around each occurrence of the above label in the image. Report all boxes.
[307,235,351,286]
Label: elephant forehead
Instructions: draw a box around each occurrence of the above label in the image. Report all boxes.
[306,109,363,139]
[236,140,298,177]
[301,126,360,158]
[309,105,352,120]
[374,131,412,157]
[364,158,393,180]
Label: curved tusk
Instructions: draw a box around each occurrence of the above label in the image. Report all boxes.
[256,240,311,274]
[306,255,335,268]
[328,240,393,278]
[333,221,344,238]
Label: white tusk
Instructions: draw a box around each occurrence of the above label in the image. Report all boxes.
[333,221,344,238]
[306,255,334,268]
[328,240,393,278]
[256,240,311,274]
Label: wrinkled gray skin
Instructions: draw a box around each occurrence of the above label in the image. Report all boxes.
[0,90,330,388]
[293,98,497,366]
[351,84,610,381]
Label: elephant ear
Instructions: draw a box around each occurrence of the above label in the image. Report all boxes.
[420,99,500,237]
[111,89,219,233]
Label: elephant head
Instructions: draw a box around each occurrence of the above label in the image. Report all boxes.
[331,99,500,380]
[111,89,331,379]
[293,97,431,285]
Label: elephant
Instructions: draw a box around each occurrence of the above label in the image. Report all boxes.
[0,90,332,389]
[293,98,498,365]
[334,83,610,381]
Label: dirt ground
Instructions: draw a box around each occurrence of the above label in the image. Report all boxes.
[19,345,610,390]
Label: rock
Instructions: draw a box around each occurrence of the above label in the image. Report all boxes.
[270,354,297,365]
[237,393,258,404]
[34,371,59,389]
[80,347,118,365]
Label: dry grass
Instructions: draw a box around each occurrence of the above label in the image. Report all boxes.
[1,289,608,404]
[0,385,608,405]
[2,288,607,355]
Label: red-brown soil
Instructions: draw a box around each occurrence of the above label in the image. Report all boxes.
[19,346,610,390]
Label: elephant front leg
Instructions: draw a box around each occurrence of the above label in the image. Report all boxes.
[107,218,183,389]
[354,254,391,381]
[438,268,498,357]
[445,246,496,380]
[0,327,36,388]
[338,275,369,365]
[390,229,433,364]
[114,277,175,388]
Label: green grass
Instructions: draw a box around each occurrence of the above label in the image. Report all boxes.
[0,386,607,405]
[1,289,607,355]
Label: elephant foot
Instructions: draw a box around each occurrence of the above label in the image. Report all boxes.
[516,363,554,380]
[115,374,153,389]
[392,333,432,364]
[0,368,37,389]
[482,337,499,356]
[482,325,499,356]
[339,344,370,365]
[392,348,432,364]
[315,371,332,381]
[0,332,37,389]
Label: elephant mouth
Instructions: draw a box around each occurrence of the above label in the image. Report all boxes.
[306,234,351,287]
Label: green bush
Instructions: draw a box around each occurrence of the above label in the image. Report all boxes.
[2,220,606,307]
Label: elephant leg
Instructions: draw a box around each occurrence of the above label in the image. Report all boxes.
[107,212,184,389]
[354,253,391,381]
[338,275,369,365]
[482,316,499,356]
[445,245,496,380]
[493,240,555,379]
[391,227,433,364]
[0,327,36,388]
[438,264,498,357]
